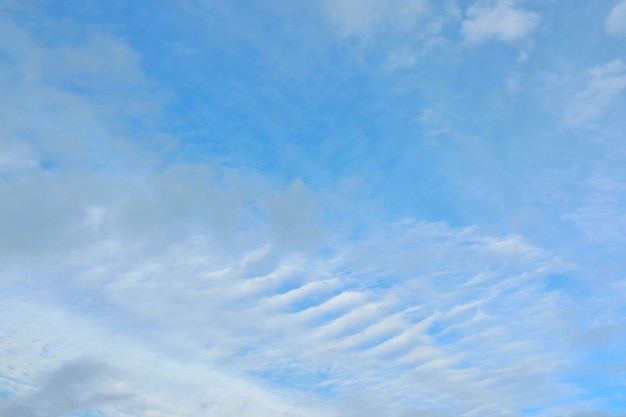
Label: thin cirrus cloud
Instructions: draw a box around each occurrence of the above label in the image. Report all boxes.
[1,1,626,417]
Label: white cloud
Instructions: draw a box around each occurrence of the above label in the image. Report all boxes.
[0,299,326,417]
[461,0,540,44]
[606,1,626,36]
[325,0,430,38]
[0,15,333,413]
[564,171,626,245]
[322,0,453,72]
[1,214,581,416]
[563,59,626,125]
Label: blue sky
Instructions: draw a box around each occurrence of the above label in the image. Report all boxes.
[1,0,626,416]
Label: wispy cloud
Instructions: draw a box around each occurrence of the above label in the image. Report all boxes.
[461,0,540,44]
[606,1,626,36]
[564,170,626,245]
[563,59,626,125]
[324,0,431,38]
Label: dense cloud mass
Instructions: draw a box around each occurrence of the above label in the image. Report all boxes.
[0,360,131,417]
[1,1,626,417]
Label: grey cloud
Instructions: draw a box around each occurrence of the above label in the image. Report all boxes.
[0,155,318,262]
[0,13,260,260]
[0,359,132,417]
[0,12,323,261]
[261,178,323,251]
